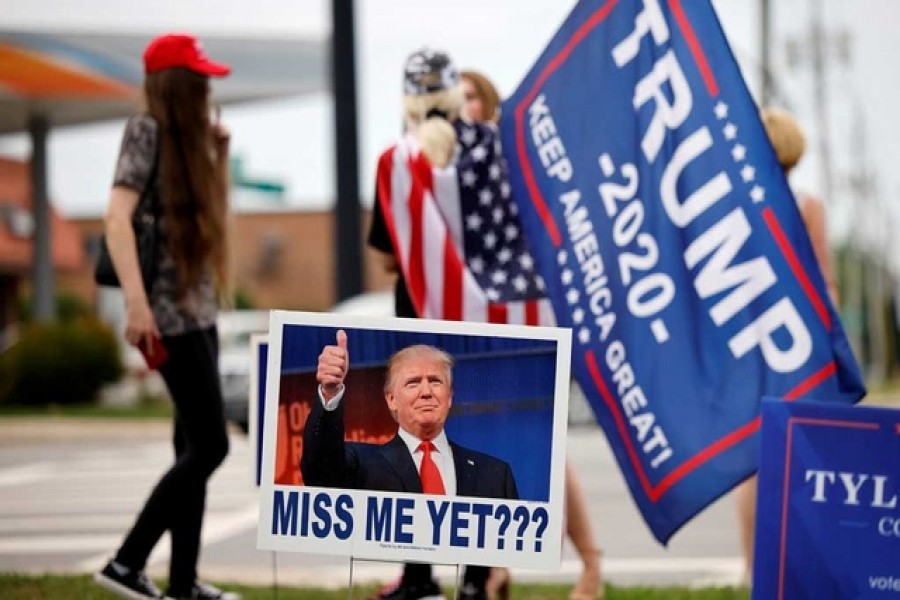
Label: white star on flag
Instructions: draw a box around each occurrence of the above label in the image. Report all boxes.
[460,127,477,147]
[518,253,533,271]
[741,165,756,182]
[750,186,766,203]
[723,123,738,140]
[714,101,729,119]
[578,328,591,344]
[469,256,485,273]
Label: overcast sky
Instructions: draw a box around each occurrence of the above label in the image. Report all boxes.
[2,0,897,263]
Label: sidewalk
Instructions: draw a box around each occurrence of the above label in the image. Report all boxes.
[0,416,171,444]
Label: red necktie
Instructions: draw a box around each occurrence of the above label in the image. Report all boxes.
[418,440,446,494]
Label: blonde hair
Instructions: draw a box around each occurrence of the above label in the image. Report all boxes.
[384,345,454,393]
[761,107,806,173]
[403,85,465,168]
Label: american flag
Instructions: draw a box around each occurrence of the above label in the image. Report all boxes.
[375,120,555,325]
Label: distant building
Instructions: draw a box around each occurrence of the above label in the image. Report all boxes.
[71,207,393,313]
[0,157,84,343]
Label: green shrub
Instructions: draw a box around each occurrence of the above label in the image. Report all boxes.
[233,288,255,310]
[0,317,124,406]
[17,290,92,323]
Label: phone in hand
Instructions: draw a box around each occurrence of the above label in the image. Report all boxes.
[139,335,169,370]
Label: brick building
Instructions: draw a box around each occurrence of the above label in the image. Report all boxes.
[71,208,392,313]
[0,157,84,343]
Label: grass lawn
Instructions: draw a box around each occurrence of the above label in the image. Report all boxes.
[0,398,173,420]
[0,574,751,599]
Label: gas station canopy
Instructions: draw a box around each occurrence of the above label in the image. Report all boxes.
[0,28,329,321]
[0,29,328,134]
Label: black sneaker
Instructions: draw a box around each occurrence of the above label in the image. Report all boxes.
[94,560,166,599]
[167,580,241,600]
[368,578,445,600]
[457,582,487,600]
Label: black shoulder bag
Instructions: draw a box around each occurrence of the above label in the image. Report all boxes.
[94,146,161,291]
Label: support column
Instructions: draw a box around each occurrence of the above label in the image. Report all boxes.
[29,115,54,322]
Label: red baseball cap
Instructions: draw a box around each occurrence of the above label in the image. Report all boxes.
[143,33,231,77]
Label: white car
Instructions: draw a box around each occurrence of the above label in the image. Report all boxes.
[330,290,393,317]
[217,293,394,432]
[218,310,269,432]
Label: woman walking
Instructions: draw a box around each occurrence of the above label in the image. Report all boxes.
[94,33,238,600]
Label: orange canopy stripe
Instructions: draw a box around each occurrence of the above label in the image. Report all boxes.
[0,42,137,99]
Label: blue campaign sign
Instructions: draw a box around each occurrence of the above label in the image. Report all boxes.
[500,0,865,543]
[251,336,268,487]
[754,399,900,599]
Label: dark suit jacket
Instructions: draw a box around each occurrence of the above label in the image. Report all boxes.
[301,393,518,500]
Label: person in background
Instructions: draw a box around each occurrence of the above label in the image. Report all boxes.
[460,70,501,125]
[763,107,839,305]
[460,67,605,600]
[93,33,239,600]
[734,106,840,582]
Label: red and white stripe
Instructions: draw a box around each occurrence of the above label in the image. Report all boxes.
[376,137,555,326]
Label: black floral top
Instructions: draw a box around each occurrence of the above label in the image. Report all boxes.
[112,113,217,337]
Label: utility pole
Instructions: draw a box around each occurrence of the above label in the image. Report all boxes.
[848,105,887,381]
[809,0,835,211]
[759,0,773,106]
[331,0,363,302]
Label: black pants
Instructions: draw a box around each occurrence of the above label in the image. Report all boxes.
[115,327,230,594]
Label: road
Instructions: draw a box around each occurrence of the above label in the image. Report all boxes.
[0,416,748,590]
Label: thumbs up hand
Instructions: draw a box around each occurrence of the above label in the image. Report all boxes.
[318,329,349,401]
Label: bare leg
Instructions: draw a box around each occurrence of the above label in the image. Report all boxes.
[484,567,510,600]
[735,475,757,580]
[566,461,603,600]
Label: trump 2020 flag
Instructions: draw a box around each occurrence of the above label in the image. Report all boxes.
[376,122,555,325]
[499,0,866,543]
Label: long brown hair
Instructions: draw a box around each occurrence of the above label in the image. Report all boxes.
[144,67,230,300]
